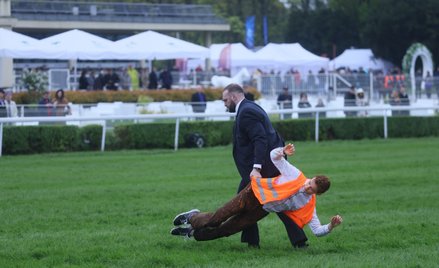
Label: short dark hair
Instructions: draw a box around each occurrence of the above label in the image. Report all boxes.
[315,175,330,194]
[223,83,244,94]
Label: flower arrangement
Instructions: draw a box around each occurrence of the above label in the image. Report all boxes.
[21,69,49,93]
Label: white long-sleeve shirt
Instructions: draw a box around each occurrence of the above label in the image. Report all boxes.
[262,147,331,237]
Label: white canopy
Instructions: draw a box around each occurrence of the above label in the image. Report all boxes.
[188,43,274,75]
[0,28,65,59]
[256,43,329,67]
[39,29,121,60]
[209,43,271,66]
[329,48,392,71]
[113,30,209,60]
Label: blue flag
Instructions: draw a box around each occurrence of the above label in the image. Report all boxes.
[263,16,268,45]
[246,16,255,49]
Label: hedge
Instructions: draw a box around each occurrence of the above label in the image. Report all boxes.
[2,116,438,155]
[12,87,261,104]
[2,124,102,155]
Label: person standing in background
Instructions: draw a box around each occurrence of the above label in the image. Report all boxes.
[159,68,173,90]
[191,87,207,114]
[78,70,89,90]
[52,89,71,117]
[277,86,293,119]
[298,92,312,118]
[38,91,52,116]
[4,91,18,117]
[127,65,140,90]
[0,89,6,117]
[148,68,158,90]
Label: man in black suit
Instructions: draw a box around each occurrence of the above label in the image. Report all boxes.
[221,83,308,248]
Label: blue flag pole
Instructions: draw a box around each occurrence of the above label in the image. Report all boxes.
[245,16,255,49]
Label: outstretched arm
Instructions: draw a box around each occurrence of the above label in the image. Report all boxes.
[308,210,343,237]
[270,144,300,177]
[328,215,343,232]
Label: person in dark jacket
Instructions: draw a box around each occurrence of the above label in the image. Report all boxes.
[148,68,158,89]
[219,83,310,248]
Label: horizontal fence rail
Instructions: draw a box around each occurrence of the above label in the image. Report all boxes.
[0,105,438,157]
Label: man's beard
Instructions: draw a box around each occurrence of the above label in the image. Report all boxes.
[227,103,236,113]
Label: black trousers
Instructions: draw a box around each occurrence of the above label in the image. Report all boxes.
[238,179,308,247]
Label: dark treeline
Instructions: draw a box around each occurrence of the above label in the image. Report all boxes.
[83,0,439,67]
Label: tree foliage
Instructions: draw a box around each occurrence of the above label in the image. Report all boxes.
[79,0,438,67]
[286,0,438,66]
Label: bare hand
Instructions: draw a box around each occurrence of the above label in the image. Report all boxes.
[283,143,295,156]
[329,215,343,231]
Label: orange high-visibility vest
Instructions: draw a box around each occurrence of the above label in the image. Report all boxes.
[251,173,316,228]
[283,195,315,228]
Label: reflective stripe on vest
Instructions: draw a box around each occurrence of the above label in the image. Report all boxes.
[251,172,307,204]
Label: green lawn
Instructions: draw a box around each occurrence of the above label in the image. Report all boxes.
[1,138,438,267]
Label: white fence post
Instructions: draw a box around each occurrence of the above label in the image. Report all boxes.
[174,118,180,151]
[101,121,106,152]
[315,111,319,143]
[383,110,388,139]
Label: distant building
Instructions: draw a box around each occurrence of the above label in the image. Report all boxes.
[0,0,229,41]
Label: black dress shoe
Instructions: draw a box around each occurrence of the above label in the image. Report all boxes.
[248,243,260,249]
[295,242,309,249]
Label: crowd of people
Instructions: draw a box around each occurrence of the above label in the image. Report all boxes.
[0,88,71,118]
[76,66,174,91]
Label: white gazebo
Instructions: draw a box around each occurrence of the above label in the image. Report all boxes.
[255,43,329,74]
[330,48,392,72]
[187,43,275,75]
[39,29,121,60]
[113,30,209,60]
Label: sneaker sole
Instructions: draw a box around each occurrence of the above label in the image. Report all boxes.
[173,209,200,226]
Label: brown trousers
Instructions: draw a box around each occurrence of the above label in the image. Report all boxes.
[190,184,269,241]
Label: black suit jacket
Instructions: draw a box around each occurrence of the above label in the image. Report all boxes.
[233,99,284,189]
[191,92,207,113]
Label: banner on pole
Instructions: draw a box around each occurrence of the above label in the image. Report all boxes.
[263,16,268,45]
[218,43,231,71]
[245,16,255,49]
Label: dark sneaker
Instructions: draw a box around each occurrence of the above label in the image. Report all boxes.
[170,226,193,238]
[173,209,200,226]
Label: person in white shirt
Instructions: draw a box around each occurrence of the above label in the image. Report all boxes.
[4,91,18,117]
[171,144,343,247]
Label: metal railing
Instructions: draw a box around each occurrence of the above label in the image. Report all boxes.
[1,105,437,157]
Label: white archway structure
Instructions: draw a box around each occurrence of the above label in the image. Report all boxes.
[402,43,434,100]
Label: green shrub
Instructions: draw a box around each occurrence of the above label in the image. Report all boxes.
[3,125,80,155]
[78,125,103,151]
[2,116,438,155]
[112,120,233,149]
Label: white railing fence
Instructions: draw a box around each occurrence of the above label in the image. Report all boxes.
[0,105,438,157]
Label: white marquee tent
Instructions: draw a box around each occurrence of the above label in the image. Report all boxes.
[187,43,275,75]
[113,30,209,60]
[329,48,393,72]
[1,28,208,61]
[39,29,121,60]
[0,28,65,59]
[255,43,329,74]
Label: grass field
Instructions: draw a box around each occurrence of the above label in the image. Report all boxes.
[1,138,438,267]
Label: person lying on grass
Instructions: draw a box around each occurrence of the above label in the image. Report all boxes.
[171,144,343,248]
